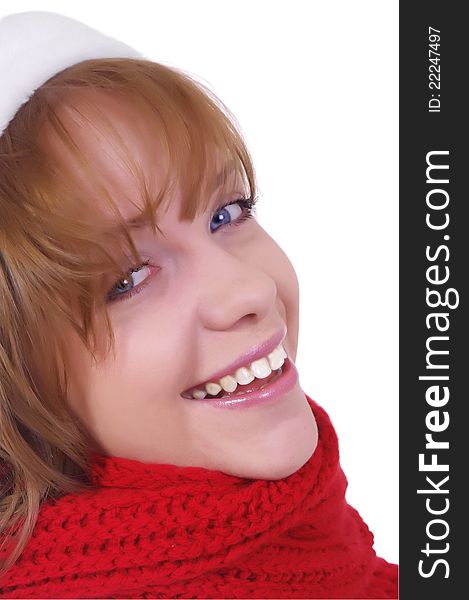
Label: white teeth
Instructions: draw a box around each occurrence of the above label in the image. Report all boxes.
[250,357,272,379]
[219,375,238,393]
[235,366,255,386]
[189,342,288,399]
[267,347,285,370]
[205,382,222,396]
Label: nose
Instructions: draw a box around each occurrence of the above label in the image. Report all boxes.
[193,241,277,332]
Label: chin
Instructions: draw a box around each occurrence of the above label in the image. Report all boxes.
[221,400,319,481]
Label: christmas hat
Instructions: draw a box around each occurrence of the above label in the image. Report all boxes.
[0,10,143,136]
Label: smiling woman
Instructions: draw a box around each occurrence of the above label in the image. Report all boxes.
[40,84,314,479]
[0,10,397,599]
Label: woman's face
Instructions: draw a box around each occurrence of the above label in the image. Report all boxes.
[48,91,318,480]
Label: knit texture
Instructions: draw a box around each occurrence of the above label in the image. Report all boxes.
[0,395,398,598]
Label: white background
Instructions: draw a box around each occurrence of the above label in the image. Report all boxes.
[1,1,399,563]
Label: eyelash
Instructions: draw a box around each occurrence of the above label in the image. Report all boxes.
[106,195,258,304]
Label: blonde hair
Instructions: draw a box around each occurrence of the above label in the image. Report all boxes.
[0,57,257,577]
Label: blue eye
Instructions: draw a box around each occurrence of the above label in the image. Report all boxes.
[107,195,258,304]
[209,197,257,233]
[106,260,154,304]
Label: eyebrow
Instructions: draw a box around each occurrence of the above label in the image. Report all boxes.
[123,163,238,230]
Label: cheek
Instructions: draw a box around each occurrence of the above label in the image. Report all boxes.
[275,247,300,311]
[258,233,299,306]
[274,247,300,352]
[253,234,300,349]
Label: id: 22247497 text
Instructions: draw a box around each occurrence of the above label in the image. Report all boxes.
[428,26,441,113]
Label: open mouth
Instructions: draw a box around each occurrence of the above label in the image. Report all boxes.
[181,365,284,400]
[180,338,288,400]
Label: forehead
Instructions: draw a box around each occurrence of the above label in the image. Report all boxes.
[39,89,239,224]
[40,90,167,219]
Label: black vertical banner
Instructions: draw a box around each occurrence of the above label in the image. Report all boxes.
[400,2,465,598]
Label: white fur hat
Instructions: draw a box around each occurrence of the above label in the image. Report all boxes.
[0,10,144,136]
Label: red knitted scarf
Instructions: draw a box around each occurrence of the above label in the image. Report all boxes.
[0,395,398,599]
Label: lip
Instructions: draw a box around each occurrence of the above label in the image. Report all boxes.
[180,327,287,396]
[186,357,298,409]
